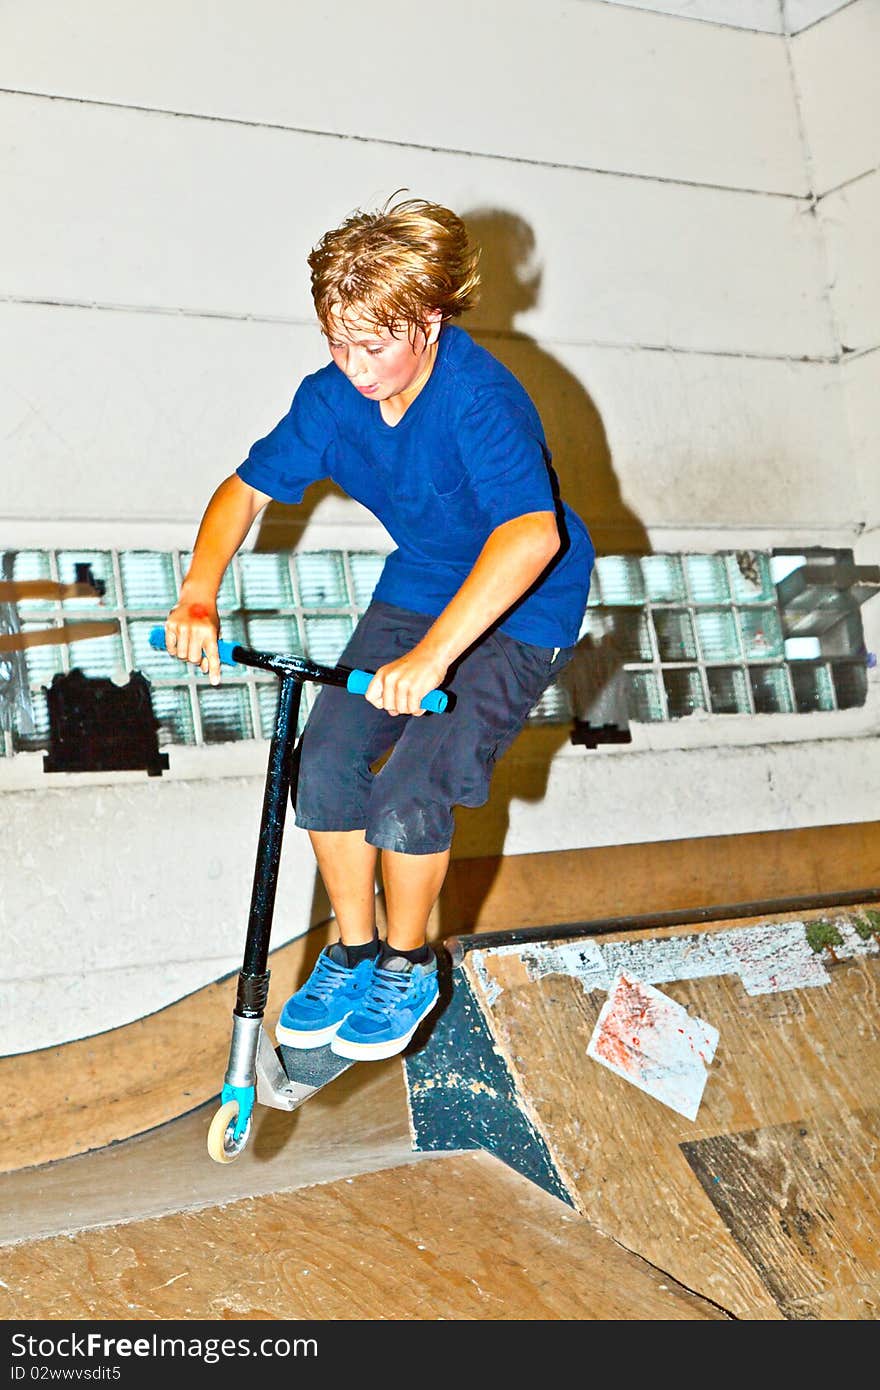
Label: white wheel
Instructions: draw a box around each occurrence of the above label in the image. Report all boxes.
[207,1099,251,1163]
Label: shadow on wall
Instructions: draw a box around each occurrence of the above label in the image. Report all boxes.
[254,207,652,934]
[256,205,650,560]
[462,207,650,559]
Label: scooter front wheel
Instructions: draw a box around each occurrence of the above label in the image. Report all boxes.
[207,1099,251,1163]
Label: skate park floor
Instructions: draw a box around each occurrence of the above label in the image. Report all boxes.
[3,828,879,1323]
[0,1057,721,1321]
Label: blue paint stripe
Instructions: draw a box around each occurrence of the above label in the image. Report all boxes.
[404,965,573,1208]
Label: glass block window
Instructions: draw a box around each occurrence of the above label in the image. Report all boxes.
[1,548,383,755]
[664,667,707,718]
[654,610,697,662]
[750,666,794,715]
[579,548,871,725]
[0,546,872,758]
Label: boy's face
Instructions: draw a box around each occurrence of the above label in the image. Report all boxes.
[324,307,442,403]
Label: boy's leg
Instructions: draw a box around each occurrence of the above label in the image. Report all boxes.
[307,829,379,946]
[381,846,451,952]
[330,628,575,1061]
[276,828,383,1049]
[305,835,449,952]
[326,848,448,1061]
[284,836,447,1053]
[278,602,438,1048]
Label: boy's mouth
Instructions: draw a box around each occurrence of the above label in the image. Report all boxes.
[355,383,379,395]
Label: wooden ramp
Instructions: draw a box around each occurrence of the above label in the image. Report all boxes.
[5,818,878,1175]
[0,931,323,1175]
[0,1151,725,1321]
[404,900,880,1321]
[0,1031,725,1321]
[2,895,877,1321]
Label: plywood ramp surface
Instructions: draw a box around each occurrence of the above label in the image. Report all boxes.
[462,914,880,1321]
[443,819,880,935]
[0,1152,726,1322]
[0,930,332,1175]
[0,1060,423,1248]
[5,819,878,1174]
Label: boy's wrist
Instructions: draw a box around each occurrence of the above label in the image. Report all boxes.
[415,629,459,670]
[178,579,219,608]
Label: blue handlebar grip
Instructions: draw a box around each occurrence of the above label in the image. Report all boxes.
[148,625,240,668]
[215,638,240,667]
[346,668,448,714]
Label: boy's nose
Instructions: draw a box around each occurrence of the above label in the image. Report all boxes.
[345,351,370,382]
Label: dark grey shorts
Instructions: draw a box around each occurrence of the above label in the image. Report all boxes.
[294,600,574,855]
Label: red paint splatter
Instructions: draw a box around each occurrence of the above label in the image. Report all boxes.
[594,975,656,1074]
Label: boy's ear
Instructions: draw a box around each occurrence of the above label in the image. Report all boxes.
[423,309,443,346]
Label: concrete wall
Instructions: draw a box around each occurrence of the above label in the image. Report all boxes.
[2,1,878,1052]
[1,0,834,559]
[785,1,856,34]
[790,0,880,660]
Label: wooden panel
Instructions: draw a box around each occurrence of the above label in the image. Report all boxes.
[0,1152,727,1321]
[441,820,880,935]
[682,1108,880,1319]
[4,819,878,1174]
[0,1062,421,1248]
[0,930,327,1174]
[465,922,880,1319]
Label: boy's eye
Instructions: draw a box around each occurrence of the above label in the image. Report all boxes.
[367,347,384,356]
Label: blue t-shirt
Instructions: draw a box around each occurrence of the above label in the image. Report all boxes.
[237,325,594,647]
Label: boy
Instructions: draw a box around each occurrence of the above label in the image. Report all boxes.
[165,195,594,1062]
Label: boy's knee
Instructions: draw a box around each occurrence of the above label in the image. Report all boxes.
[365,785,454,855]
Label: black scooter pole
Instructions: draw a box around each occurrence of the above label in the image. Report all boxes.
[235,674,303,1018]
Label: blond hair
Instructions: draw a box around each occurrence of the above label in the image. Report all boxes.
[308,193,481,340]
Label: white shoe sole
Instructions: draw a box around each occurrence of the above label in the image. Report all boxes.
[275,1012,351,1049]
[329,992,439,1062]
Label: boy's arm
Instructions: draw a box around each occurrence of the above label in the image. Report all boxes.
[365,510,560,716]
[165,473,271,684]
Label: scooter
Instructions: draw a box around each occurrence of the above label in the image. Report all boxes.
[148,625,447,1163]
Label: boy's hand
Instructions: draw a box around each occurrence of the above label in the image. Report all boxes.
[165,598,222,685]
[365,644,448,717]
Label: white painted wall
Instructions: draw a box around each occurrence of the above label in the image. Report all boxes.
[2,0,878,1053]
[789,0,879,194]
[785,1,855,35]
[790,0,880,554]
[817,176,880,353]
[590,2,783,32]
[844,351,880,592]
[0,0,805,191]
[0,2,835,557]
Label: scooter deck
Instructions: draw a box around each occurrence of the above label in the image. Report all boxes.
[253,1028,355,1112]
[278,1042,353,1090]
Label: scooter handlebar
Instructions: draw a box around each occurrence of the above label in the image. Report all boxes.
[148,626,448,713]
[148,625,240,667]
[345,668,448,714]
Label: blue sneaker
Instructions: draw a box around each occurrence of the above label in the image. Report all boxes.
[275,943,377,1049]
[330,951,439,1060]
